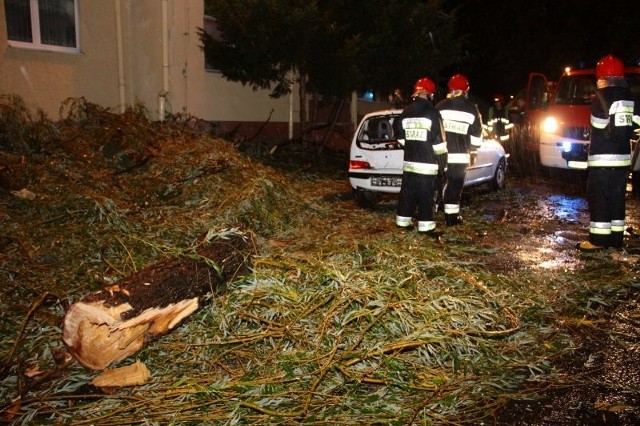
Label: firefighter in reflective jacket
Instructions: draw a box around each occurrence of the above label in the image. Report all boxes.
[394,77,447,235]
[436,74,484,226]
[579,54,640,251]
[484,94,513,142]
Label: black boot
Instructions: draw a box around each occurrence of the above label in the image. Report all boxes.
[445,214,463,226]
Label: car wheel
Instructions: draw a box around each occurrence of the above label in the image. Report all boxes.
[353,188,380,207]
[490,158,507,191]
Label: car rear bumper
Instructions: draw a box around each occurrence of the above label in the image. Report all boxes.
[348,170,402,193]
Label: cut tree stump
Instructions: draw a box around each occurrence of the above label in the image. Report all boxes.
[62,231,254,370]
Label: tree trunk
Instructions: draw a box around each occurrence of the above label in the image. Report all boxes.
[62,231,254,370]
[317,98,345,154]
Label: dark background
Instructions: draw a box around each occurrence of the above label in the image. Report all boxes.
[450,0,640,103]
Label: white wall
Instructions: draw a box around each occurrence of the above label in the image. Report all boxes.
[0,0,298,127]
[0,0,121,118]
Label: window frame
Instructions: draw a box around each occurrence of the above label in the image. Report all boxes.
[5,0,80,54]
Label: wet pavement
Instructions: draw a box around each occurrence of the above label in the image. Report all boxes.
[485,178,640,425]
[336,172,640,424]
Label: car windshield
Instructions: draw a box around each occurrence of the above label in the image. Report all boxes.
[554,75,596,105]
[357,114,399,143]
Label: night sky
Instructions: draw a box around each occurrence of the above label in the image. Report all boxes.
[450,0,640,103]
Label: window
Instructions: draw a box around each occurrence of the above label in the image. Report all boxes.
[4,0,79,53]
[555,75,596,106]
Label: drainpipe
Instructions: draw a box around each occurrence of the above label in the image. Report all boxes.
[159,0,170,121]
[183,0,189,113]
[115,0,126,113]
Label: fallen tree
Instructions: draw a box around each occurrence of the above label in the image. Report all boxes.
[62,229,255,370]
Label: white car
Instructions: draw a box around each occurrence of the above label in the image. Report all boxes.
[348,109,508,206]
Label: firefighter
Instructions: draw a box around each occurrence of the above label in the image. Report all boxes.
[394,77,447,236]
[578,54,640,251]
[436,74,484,226]
[485,94,513,142]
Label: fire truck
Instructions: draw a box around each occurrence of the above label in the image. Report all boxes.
[525,65,640,173]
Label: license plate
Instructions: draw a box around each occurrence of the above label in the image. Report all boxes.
[371,176,402,187]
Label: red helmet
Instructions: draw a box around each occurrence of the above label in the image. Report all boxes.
[596,54,624,79]
[412,77,436,97]
[448,74,470,92]
[493,94,504,103]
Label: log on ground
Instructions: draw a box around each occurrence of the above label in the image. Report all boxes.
[62,231,254,370]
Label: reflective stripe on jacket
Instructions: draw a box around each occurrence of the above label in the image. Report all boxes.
[587,154,631,168]
[448,153,470,164]
[403,161,439,175]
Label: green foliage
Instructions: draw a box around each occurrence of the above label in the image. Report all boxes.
[3,102,639,423]
[0,94,59,153]
[200,0,460,99]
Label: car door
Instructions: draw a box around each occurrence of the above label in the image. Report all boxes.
[464,139,502,186]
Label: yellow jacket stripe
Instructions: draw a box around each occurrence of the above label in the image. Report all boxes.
[590,115,609,129]
[403,161,439,175]
[448,153,470,164]
[587,154,631,167]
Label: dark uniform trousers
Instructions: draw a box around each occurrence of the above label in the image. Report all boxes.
[397,172,437,225]
[587,167,628,248]
[444,163,467,213]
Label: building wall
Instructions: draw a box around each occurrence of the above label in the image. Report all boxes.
[0,0,121,118]
[0,0,298,133]
[0,0,395,148]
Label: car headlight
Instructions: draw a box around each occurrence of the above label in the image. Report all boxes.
[542,116,559,134]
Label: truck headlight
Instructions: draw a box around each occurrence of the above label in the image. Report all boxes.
[542,116,559,133]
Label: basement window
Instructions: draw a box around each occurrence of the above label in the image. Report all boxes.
[4,0,79,53]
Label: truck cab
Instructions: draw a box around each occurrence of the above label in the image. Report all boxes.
[527,66,640,171]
